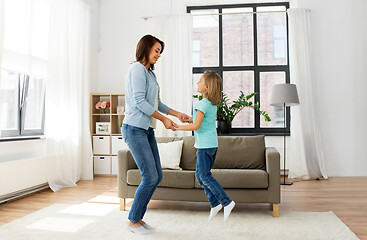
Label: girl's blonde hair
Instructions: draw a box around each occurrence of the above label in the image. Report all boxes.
[202,71,222,106]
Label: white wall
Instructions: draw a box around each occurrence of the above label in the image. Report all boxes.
[96,0,367,176]
[295,0,367,176]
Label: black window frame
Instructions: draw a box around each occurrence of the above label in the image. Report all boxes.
[0,69,46,140]
[188,2,291,136]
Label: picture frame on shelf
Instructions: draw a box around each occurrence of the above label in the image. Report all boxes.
[116,106,124,114]
[96,122,111,134]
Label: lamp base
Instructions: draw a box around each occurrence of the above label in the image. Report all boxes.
[281,181,293,185]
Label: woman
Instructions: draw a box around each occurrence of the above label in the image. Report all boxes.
[122,34,190,235]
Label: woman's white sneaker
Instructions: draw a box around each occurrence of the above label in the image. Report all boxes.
[142,222,156,230]
[127,225,151,235]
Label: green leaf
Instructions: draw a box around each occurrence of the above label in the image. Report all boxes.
[197,90,271,123]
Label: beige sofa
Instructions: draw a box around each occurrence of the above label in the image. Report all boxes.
[117,135,280,217]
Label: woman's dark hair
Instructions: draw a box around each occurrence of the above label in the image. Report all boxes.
[136,35,164,71]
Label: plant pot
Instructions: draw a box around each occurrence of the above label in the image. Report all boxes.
[218,121,232,134]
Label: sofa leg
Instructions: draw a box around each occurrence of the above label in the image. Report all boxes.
[273,204,279,217]
[269,203,273,211]
[120,198,126,211]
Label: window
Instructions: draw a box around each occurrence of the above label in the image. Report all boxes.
[0,0,49,139]
[0,70,46,138]
[188,3,290,135]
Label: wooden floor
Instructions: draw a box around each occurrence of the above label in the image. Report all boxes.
[0,176,366,239]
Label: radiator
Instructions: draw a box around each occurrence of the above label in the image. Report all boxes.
[0,156,49,202]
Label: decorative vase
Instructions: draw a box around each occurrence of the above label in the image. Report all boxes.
[100,108,106,114]
[218,120,232,134]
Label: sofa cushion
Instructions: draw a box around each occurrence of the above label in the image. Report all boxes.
[157,140,183,170]
[180,136,197,170]
[214,135,266,170]
[127,169,195,189]
[156,136,197,170]
[156,137,183,144]
[195,169,268,189]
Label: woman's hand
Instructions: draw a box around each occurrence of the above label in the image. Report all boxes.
[173,110,204,131]
[163,117,178,131]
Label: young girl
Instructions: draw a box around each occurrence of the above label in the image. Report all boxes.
[175,71,235,222]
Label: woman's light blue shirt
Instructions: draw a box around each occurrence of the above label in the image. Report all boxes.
[123,62,171,130]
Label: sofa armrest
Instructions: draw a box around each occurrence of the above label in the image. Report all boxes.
[117,149,136,197]
[265,147,280,203]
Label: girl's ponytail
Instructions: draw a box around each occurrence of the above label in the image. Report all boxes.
[202,71,222,106]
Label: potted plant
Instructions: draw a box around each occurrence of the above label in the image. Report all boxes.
[194,91,271,134]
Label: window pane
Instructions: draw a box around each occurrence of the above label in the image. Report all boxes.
[3,0,49,76]
[193,40,201,66]
[23,77,45,130]
[260,72,285,127]
[0,70,19,131]
[223,71,254,127]
[273,38,286,59]
[256,6,287,65]
[223,8,254,66]
[191,9,219,67]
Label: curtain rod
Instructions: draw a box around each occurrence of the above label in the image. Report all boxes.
[190,9,310,16]
[142,9,310,20]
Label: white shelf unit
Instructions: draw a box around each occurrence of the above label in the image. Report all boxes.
[90,93,128,176]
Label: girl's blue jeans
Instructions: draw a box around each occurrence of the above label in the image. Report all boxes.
[196,148,232,208]
[122,124,162,223]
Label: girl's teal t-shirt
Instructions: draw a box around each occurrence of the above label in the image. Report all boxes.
[193,98,218,149]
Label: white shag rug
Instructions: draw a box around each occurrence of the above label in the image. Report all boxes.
[0,203,359,240]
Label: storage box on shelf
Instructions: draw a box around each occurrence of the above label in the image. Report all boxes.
[90,93,128,176]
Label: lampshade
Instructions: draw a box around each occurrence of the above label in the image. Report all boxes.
[270,83,300,107]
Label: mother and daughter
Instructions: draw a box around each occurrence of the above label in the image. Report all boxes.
[122,35,235,235]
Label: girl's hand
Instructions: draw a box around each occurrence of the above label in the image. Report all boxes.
[174,125,182,130]
[174,110,204,131]
[178,112,191,123]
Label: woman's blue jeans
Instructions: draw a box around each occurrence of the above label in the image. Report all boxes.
[196,148,232,208]
[122,124,162,223]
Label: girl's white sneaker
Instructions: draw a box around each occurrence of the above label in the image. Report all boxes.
[208,204,223,221]
[224,201,235,222]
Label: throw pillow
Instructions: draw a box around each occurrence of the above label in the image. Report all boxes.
[157,140,183,170]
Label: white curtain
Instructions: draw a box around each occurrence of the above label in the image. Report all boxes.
[0,0,4,66]
[46,0,93,191]
[0,0,5,137]
[151,15,193,137]
[287,9,328,179]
